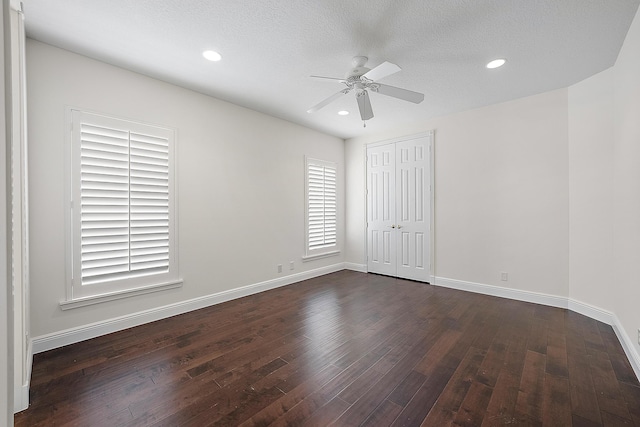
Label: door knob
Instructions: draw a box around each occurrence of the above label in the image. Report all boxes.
[397,225,403,229]
[391,225,396,228]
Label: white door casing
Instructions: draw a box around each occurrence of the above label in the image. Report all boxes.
[366,134,432,282]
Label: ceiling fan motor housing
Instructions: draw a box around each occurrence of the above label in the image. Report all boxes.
[346,66,370,79]
[347,55,370,78]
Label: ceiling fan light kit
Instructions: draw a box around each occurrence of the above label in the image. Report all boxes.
[486,58,506,69]
[202,50,222,62]
[308,56,425,126]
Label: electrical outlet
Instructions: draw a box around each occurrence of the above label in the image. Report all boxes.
[289,261,295,271]
[277,264,282,273]
[501,272,508,281]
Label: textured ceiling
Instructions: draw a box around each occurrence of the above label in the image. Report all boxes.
[24,0,640,139]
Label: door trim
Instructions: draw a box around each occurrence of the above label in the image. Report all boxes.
[364,131,435,282]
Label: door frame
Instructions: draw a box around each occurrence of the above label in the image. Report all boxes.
[364,131,435,283]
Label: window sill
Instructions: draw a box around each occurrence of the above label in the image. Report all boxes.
[302,250,340,262]
[59,279,183,310]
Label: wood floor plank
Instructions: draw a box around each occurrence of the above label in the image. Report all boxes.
[514,350,546,424]
[542,373,572,426]
[480,371,520,427]
[600,410,635,426]
[589,349,634,423]
[14,271,640,426]
[300,396,351,426]
[336,346,409,404]
[248,343,387,426]
[390,365,456,427]
[450,380,493,427]
[361,399,403,426]
[572,413,603,427]
[583,317,608,354]
[134,357,288,425]
[475,326,509,388]
[598,324,627,357]
[388,370,427,407]
[619,382,640,425]
[609,351,640,386]
[527,320,549,355]
[423,346,486,426]
[413,329,463,375]
[333,325,447,426]
[566,322,604,425]
[546,330,569,378]
[480,327,528,427]
[238,363,342,427]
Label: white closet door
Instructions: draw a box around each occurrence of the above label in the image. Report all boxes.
[366,135,431,282]
[367,144,396,276]
[395,138,430,282]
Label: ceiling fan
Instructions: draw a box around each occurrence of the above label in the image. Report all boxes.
[307,56,424,126]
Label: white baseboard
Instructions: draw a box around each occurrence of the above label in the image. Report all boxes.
[13,340,32,413]
[434,276,568,309]
[14,382,28,413]
[434,276,640,382]
[344,262,367,272]
[567,298,614,325]
[32,263,346,354]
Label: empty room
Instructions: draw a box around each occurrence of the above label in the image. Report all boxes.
[2,0,640,425]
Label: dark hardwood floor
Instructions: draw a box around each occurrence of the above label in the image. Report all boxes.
[15,270,640,426]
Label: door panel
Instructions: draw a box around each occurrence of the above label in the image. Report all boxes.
[415,232,425,269]
[367,136,431,282]
[367,145,396,276]
[395,137,430,282]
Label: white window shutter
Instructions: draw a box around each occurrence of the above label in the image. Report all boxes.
[70,110,177,300]
[80,123,133,284]
[306,159,337,252]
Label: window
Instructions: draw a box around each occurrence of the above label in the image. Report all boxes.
[304,157,338,259]
[63,110,180,307]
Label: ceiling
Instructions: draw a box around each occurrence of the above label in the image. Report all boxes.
[23,0,640,139]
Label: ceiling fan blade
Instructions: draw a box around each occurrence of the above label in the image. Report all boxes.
[310,75,347,82]
[356,90,374,121]
[375,84,425,104]
[307,89,350,113]
[362,61,401,81]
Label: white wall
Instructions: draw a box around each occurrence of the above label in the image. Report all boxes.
[612,5,640,357]
[568,69,615,312]
[346,89,570,297]
[566,5,640,363]
[27,39,344,339]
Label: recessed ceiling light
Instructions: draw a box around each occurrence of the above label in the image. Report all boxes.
[338,110,349,116]
[486,58,506,69]
[203,50,222,62]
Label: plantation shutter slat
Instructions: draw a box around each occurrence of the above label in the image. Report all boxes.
[78,122,171,285]
[307,160,337,251]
